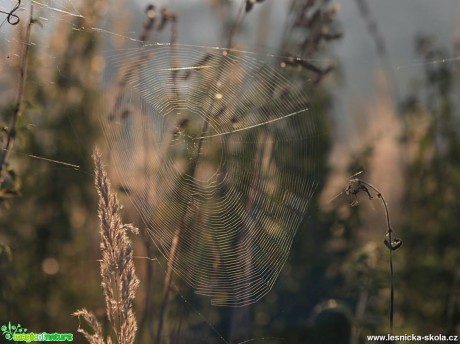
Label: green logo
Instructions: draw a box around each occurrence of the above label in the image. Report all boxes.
[1,322,27,340]
[1,322,73,342]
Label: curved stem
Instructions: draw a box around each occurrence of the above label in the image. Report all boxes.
[357,180,392,234]
[351,178,397,334]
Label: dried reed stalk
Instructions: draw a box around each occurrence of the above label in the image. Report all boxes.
[74,150,139,344]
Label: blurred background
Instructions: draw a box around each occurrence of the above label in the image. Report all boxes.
[0,0,459,343]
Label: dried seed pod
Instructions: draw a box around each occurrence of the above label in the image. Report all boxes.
[384,234,403,251]
[158,7,177,31]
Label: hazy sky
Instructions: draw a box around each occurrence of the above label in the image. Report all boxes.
[129,0,459,142]
[1,0,458,143]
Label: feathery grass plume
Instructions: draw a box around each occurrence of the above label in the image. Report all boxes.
[73,309,108,344]
[73,150,139,344]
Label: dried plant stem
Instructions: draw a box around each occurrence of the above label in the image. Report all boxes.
[0,4,33,184]
[229,132,269,341]
[136,237,156,341]
[156,235,177,341]
[347,178,401,334]
[156,5,250,336]
[139,4,156,44]
[108,5,157,124]
[137,94,157,343]
[353,0,386,55]
[356,180,394,331]
[155,227,180,344]
[226,0,246,49]
[155,119,209,344]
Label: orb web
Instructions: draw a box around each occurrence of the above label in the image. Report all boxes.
[102,44,319,306]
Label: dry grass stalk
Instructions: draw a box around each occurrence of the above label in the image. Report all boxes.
[73,150,139,344]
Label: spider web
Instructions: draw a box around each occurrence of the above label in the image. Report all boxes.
[103,43,320,306]
[0,0,322,310]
